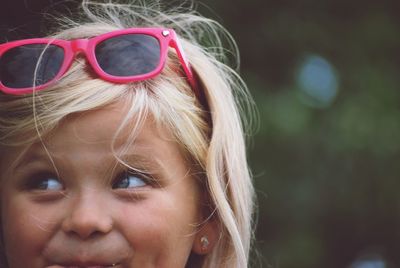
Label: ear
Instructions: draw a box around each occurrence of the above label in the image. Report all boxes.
[192,218,220,255]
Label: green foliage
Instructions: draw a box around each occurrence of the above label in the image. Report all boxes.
[199,0,400,267]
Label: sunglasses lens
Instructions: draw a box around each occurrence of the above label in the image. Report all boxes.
[95,34,160,77]
[0,44,64,89]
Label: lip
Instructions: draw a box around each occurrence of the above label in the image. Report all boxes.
[47,263,118,268]
[44,254,123,268]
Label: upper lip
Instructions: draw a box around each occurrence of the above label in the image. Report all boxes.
[50,263,118,267]
[43,234,130,267]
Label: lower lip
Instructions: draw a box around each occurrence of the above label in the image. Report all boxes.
[70,267,113,268]
[47,265,116,268]
[67,267,113,268]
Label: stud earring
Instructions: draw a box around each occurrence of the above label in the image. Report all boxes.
[200,236,210,251]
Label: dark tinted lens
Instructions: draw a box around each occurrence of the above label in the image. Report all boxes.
[95,34,160,77]
[0,44,64,89]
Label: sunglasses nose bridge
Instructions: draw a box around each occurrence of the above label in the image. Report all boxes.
[71,39,89,54]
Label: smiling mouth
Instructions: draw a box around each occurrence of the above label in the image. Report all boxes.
[47,264,118,268]
[65,267,115,268]
[65,266,115,268]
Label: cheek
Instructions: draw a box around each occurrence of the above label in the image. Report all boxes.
[1,194,61,266]
[118,191,201,264]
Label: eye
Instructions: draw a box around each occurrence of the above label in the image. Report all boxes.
[26,172,64,191]
[112,170,148,189]
[38,178,63,190]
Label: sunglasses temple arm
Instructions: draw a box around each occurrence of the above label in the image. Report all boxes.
[170,37,203,102]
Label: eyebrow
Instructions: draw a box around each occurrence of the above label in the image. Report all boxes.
[11,144,164,176]
[109,151,167,179]
[7,148,58,179]
[7,143,48,172]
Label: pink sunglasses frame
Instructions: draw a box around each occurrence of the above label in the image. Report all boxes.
[0,28,198,96]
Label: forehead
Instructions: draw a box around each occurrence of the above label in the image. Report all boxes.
[0,99,181,177]
[49,100,148,145]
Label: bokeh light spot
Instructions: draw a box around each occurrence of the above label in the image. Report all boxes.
[296,54,339,108]
[349,255,387,268]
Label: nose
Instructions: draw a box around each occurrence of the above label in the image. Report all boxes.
[61,189,113,239]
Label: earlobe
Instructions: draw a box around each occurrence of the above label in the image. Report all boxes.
[192,219,219,255]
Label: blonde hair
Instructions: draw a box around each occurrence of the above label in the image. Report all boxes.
[0,1,256,267]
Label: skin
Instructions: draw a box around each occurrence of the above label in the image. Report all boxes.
[0,101,208,268]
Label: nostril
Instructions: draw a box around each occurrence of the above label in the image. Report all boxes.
[61,202,113,239]
[62,217,113,239]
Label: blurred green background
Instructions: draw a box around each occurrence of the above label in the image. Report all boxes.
[1,0,399,267]
[197,0,400,267]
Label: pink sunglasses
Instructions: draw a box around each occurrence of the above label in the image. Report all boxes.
[0,28,198,96]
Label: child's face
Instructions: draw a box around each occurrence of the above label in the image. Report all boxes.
[0,101,203,267]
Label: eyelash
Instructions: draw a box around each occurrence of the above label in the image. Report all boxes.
[24,171,64,191]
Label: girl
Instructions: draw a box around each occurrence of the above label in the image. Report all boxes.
[0,1,256,267]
